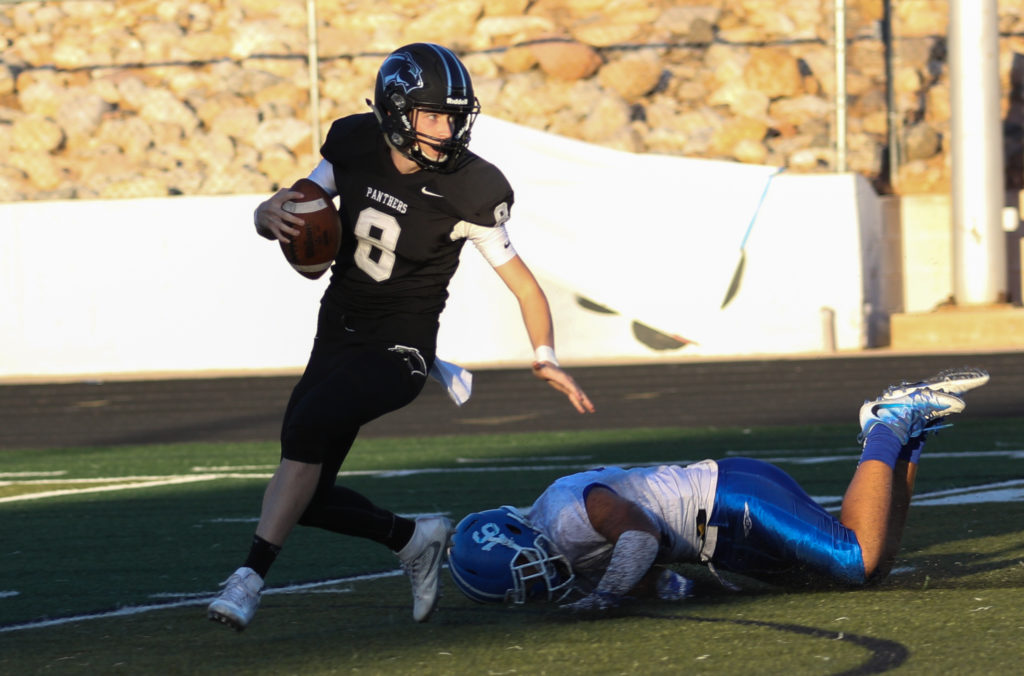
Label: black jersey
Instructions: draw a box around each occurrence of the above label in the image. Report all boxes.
[318,113,514,348]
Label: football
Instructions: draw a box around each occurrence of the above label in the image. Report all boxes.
[279,178,342,280]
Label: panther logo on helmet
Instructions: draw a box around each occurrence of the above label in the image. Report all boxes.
[371,43,481,172]
[379,51,424,101]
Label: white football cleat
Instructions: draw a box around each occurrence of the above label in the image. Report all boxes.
[882,367,989,399]
[859,388,965,445]
[208,566,263,631]
[398,516,451,622]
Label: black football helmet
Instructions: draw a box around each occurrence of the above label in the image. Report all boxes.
[370,43,481,172]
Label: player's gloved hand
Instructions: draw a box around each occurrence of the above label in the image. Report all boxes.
[560,591,621,612]
[655,569,695,602]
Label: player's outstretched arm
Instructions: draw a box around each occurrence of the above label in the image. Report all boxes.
[532,362,594,414]
[493,255,595,414]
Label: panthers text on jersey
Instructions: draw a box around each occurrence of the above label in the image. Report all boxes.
[318,113,514,350]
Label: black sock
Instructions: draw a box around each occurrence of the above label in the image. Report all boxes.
[390,516,416,553]
[243,534,281,579]
[296,485,418,552]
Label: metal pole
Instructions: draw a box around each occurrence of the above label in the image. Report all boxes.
[306,0,321,154]
[834,0,847,172]
[883,0,900,190]
[949,0,1006,305]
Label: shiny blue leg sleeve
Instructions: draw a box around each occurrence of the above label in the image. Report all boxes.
[709,457,866,586]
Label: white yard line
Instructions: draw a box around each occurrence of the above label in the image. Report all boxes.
[0,570,407,634]
[0,474,231,503]
[5,449,1023,504]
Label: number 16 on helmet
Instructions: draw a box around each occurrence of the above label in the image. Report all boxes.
[447,506,575,604]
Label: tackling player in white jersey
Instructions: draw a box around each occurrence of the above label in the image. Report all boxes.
[448,368,988,610]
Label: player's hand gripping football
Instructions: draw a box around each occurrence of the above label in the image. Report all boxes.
[254,188,305,242]
[532,361,595,414]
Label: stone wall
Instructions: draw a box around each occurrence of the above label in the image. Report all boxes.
[2,0,1024,201]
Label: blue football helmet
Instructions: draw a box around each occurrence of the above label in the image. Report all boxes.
[448,506,575,604]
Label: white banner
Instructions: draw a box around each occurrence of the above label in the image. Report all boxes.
[468,115,783,343]
[0,115,882,380]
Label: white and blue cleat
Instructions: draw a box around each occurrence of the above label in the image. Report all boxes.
[881,366,989,400]
[859,388,965,445]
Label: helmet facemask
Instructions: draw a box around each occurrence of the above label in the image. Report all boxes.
[506,533,576,604]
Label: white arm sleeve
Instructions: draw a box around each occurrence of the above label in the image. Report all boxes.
[451,221,518,268]
[560,530,659,611]
[307,159,338,197]
[593,530,659,597]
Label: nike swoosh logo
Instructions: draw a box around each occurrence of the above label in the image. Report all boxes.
[421,186,444,198]
[423,541,442,572]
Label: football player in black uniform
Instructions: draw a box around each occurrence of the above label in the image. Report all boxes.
[207,43,594,631]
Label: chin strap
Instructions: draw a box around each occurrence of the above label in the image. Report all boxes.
[561,530,658,611]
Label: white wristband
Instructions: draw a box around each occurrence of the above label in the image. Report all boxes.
[534,345,559,366]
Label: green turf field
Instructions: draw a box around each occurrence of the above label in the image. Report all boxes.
[2,420,1022,674]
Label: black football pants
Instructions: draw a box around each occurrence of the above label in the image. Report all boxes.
[281,333,428,544]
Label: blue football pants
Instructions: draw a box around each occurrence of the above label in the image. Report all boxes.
[708,457,866,586]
